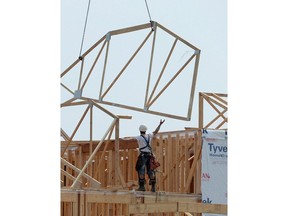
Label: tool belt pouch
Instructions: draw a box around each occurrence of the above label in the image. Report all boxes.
[135,155,143,171]
[150,155,160,170]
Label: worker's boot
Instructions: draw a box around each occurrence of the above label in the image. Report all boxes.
[151,183,156,192]
[136,178,146,191]
[149,178,156,192]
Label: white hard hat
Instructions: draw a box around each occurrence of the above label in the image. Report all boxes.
[139,124,147,132]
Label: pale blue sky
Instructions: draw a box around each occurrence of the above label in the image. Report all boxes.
[61,0,227,139]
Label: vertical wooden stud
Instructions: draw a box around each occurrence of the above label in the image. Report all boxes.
[115,118,120,186]
[199,92,204,128]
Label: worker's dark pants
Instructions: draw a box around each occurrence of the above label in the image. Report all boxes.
[137,153,156,184]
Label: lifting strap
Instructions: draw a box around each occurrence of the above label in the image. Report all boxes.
[139,135,152,152]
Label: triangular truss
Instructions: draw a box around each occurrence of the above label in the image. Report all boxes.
[61,21,201,120]
[199,92,228,129]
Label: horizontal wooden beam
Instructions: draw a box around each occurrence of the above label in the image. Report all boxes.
[60,98,77,108]
[129,203,178,214]
[61,189,201,203]
[116,115,132,119]
[60,130,198,152]
[129,201,226,214]
[61,190,78,202]
[61,138,138,152]
[201,92,227,98]
[61,100,88,107]
[141,192,200,204]
[62,189,226,214]
[85,98,190,121]
[179,203,227,214]
[86,192,134,204]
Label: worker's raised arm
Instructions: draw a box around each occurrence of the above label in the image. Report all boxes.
[153,119,165,135]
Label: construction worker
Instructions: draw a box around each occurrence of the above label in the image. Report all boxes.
[135,119,165,192]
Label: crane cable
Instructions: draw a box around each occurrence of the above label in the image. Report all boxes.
[144,0,152,21]
[79,0,92,60]
[79,0,152,59]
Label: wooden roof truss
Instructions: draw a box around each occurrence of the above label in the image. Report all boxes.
[199,92,228,129]
[61,21,201,121]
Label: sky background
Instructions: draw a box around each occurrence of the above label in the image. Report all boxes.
[1,1,288,216]
[61,0,227,140]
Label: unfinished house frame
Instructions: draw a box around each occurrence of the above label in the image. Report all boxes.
[61,22,227,215]
[61,127,227,215]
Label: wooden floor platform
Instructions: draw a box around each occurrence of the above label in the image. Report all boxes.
[61,188,227,216]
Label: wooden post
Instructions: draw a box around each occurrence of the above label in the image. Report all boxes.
[184,132,190,191]
[108,150,114,186]
[115,118,120,186]
[187,53,201,120]
[89,105,93,179]
[175,134,180,192]
[167,134,173,191]
[79,190,85,216]
[180,136,185,192]
[199,92,204,128]
[122,148,127,183]
[172,136,176,192]
[195,131,202,194]
[127,149,134,182]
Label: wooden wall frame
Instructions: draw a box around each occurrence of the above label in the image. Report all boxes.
[60,97,228,215]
